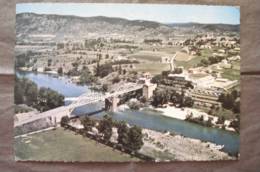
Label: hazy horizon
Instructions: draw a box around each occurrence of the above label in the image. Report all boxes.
[16,3,240,25]
[17,11,240,26]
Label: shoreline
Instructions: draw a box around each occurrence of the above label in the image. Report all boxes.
[141,128,237,161]
[65,118,237,161]
[15,101,238,161]
[149,105,237,132]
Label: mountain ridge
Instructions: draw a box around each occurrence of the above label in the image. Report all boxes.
[16,12,240,41]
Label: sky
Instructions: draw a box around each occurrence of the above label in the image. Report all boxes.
[16,3,240,25]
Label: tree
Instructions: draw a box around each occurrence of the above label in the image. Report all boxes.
[15,77,37,106]
[118,65,122,75]
[98,115,113,142]
[60,116,70,127]
[47,59,52,67]
[14,82,24,104]
[79,67,96,84]
[223,94,235,109]
[102,84,108,92]
[170,91,181,104]
[15,53,30,68]
[218,91,239,111]
[206,117,213,127]
[128,125,143,152]
[231,90,239,99]
[152,88,170,107]
[233,101,240,113]
[95,63,113,78]
[217,116,225,124]
[112,76,120,84]
[139,96,147,103]
[25,81,38,106]
[46,88,64,109]
[57,67,63,75]
[183,97,193,107]
[127,101,141,110]
[37,87,64,112]
[151,74,163,84]
[117,121,129,147]
[71,62,79,69]
[81,116,95,131]
[199,59,209,67]
[179,91,185,107]
[229,115,240,133]
[67,67,80,76]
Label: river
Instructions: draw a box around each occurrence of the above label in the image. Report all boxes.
[17,71,239,156]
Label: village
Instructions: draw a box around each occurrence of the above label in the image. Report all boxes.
[16,29,240,130]
[14,8,240,162]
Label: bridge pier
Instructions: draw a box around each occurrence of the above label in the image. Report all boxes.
[105,96,120,112]
[142,83,157,99]
[50,116,57,126]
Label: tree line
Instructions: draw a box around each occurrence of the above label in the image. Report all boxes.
[218,89,240,114]
[152,88,193,108]
[198,55,226,67]
[61,115,144,152]
[15,76,64,112]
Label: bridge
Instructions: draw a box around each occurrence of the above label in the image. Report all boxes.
[14,82,156,127]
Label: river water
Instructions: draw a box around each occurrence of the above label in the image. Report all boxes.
[17,71,239,156]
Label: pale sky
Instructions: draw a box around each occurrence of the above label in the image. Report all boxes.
[16,3,240,24]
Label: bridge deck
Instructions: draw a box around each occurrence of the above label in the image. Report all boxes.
[14,83,143,127]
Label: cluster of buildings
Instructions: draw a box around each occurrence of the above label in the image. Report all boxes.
[155,71,238,108]
[56,40,85,51]
[153,33,240,108]
[171,32,240,57]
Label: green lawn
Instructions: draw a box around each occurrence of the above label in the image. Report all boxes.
[15,128,140,162]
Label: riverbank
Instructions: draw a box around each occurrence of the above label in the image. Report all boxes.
[16,71,239,156]
[151,105,236,132]
[68,117,236,161]
[141,128,236,161]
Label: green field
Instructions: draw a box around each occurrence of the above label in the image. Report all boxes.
[221,68,240,81]
[175,56,204,69]
[15,128,139,162]
[129,54,161,62]
[134,63,170,75]
[175,49,213,69]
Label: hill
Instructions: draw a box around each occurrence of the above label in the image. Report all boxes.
[16,13,174,41]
